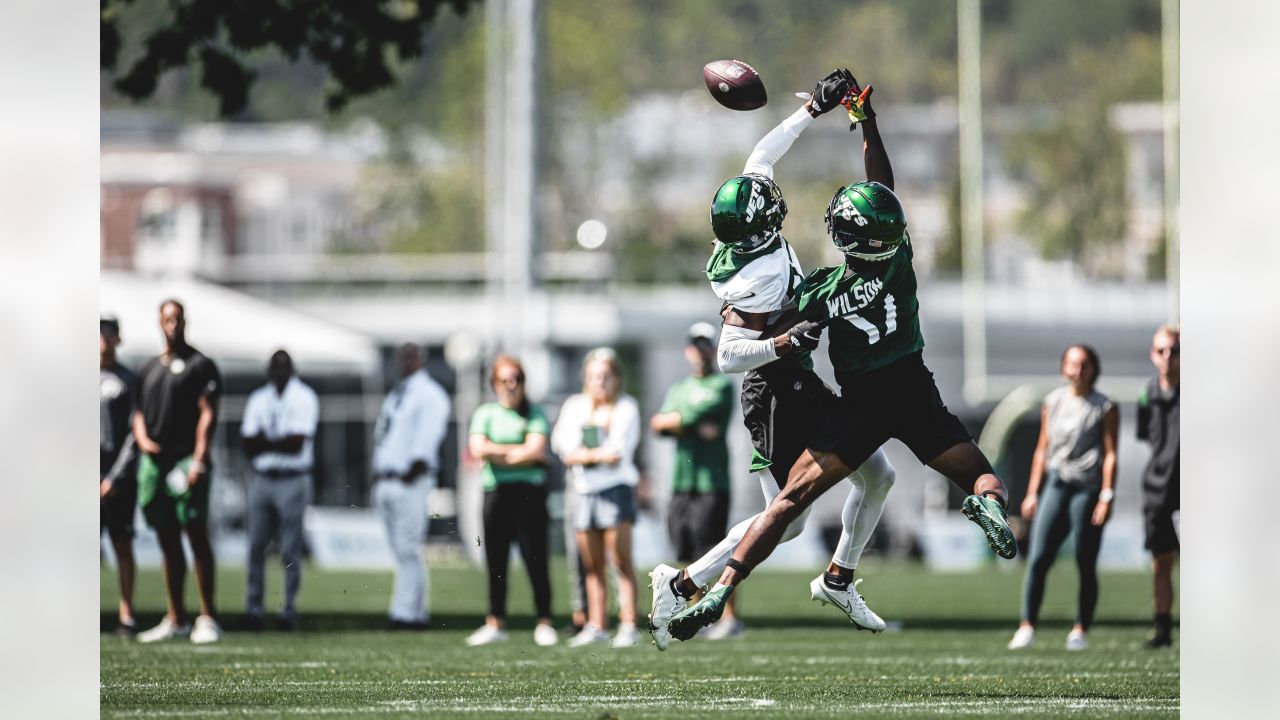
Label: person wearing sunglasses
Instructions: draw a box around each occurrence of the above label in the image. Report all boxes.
[1137,325,1180,649]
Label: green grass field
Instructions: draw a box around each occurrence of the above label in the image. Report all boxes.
[101,558,1178,718]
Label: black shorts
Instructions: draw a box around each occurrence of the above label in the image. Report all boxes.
[667,491,730,563]
[100,474,137,541]
[740,366,841,490]
[811,351,972,470]
[1143,494,1179,554]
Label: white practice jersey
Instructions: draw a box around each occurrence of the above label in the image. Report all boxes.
[711,104,814,318]
[710,238,805,318]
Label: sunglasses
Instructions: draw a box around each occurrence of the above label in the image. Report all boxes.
[1152,345,1180,356]
[496,374,524,385]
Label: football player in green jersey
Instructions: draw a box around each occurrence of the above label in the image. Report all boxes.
[650,70,900,650]
[669,78,1017,641]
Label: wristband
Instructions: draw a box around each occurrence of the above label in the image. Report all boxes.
[1098,488,1114,503]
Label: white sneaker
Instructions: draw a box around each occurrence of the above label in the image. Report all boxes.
[190,615,222,644]
[567,625,610,648]
[1065,629,1088,651]
[809,576,887,632]
[465,624,509,647]
[703,616,745,640]
[611,623,640,648]
[533,623,558,647]
[647,564,688,652]
[137,617,191,643]
[1008,625,1036,650]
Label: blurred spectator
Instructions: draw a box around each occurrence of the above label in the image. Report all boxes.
[240,350,319,632]
[1009,345,1118,652]
[371,343,450,630]
[133,300,224,644]
[649,323,739,638]
[551,348,642,648]
[1138,325,1180,649]
[465,356,556,647]
[562,482,588,637]
[100,316,139,636]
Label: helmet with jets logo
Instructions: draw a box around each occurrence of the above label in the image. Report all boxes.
[711,174,788,254]
[825,181,907,261]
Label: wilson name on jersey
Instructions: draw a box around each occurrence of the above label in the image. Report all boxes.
[706,236,813,370]
[798,237,924,376]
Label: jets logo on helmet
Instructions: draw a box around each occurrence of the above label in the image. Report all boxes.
[825,181,907,262]
[711,174,788,254]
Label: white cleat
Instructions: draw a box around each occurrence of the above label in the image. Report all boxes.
[533,623,558,647]
[465,624,509,647]
[1065,629,1088,651]
[566,625,610,648]
[611,623,641,648]
[809,576,887,633]
[1008,625,1035,650]
[647,564,688,652]
[189,615,222,645]
[137,617,191,644]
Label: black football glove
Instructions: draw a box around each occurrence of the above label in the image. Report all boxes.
[786,319,827,352]
[807,69,852,117]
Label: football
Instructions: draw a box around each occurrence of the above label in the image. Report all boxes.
[702,59,767,110]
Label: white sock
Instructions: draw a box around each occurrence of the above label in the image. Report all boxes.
[832,449,896,569]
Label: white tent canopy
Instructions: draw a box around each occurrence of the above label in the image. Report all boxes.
[101,271,381,375]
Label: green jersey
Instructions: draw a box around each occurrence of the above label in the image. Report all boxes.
[658,373,734,493]
[468,402,550,491]
[798,237,925,377]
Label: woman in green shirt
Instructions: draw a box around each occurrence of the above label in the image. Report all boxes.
[464,356,556,647]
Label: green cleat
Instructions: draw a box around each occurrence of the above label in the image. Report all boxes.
[667,585,734,642]
[962,494,1018,559]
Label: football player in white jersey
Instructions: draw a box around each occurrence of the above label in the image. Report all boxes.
[648,69,895,650]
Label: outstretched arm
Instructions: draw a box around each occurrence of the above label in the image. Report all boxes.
[851,81,894,190]
[742,105,814,179]
[743,69,852,178]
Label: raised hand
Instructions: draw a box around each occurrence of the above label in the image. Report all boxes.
[806,69,852,117]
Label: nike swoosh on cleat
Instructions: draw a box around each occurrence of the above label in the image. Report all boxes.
[822,587,853,614]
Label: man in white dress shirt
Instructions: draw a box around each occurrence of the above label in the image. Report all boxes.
[372,343,451,630]
[240,350,320,631]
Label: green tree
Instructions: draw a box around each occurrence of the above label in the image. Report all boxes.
[101,0,480,117]
[1001,33,1161,273]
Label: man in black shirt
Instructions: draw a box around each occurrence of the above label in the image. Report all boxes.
[100,316,138,636]
[133,300,224,644]
[1137,325,1179,649]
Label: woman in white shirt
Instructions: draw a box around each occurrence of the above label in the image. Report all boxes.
[551,348,642,648]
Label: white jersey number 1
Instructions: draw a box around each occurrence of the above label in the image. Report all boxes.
[841,294,897,345]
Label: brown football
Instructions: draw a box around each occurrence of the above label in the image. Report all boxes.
[702,59,767,111]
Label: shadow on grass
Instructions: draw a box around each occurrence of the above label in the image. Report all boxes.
[102,611,1167,635]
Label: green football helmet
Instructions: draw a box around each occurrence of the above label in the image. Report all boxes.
[824,181,907,261]
[710,174,788,253]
